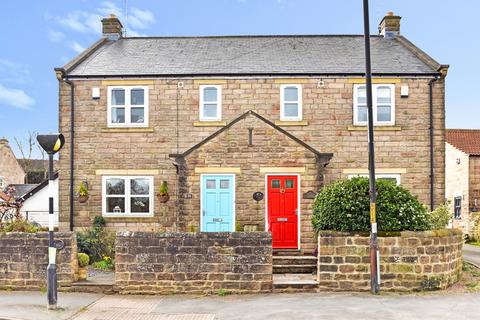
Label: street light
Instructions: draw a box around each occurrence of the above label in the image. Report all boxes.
[362,0,380,294]
[37,133,65,310]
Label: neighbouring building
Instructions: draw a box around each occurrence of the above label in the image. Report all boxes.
[446,129,480,235]
[55,12,447,254]
[0,138,25,189]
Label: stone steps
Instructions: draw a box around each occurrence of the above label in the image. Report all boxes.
[273,255,317,274]
[273,273,318,293]
[273,249,303,256]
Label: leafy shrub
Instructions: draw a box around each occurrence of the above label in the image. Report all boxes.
[77,216,115,263]
[158,181,168,196]
[429,204,451,230]
[77,253,90,267]
[312,177,432,232]
[77,181,89,196]
[92,255,115,271]
[0,219,45,233]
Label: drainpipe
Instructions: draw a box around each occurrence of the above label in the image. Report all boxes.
[429,77,439,211]
[56,70,75,231]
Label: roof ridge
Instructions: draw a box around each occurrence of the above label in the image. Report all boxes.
[122,34,382,39]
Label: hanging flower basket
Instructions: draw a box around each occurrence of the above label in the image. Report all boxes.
[157,193,170,203]
[78,194,89,203]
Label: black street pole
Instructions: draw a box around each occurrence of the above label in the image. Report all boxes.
[362,0,380,294]
[47,152,57,309]
[37,133,65,310]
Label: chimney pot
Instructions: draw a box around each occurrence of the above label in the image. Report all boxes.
[379,12,401,39]
[101,14,123,40]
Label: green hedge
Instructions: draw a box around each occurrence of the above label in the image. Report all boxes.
[312,177,432,232]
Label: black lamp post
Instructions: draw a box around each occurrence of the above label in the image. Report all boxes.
[37,133,65,309]
[362,0,380,294]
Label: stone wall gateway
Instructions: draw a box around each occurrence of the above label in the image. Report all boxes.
[318,230,463,292]
[115,232,273,294]
[0,232,78,290]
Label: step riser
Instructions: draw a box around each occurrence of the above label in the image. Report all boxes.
[273,251,303,256]
[273,266,317,274]
[273,258,317,265]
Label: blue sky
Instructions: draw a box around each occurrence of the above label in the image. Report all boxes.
[0,0,478,158]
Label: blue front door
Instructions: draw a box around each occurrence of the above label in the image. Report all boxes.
[201,175,234,232]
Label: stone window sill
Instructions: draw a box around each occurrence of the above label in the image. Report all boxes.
[193,121,226,127]
[101,127,155,133]
[347,125,402,131]
[274,120,309,126]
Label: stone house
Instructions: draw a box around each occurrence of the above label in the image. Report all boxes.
[55,12,447,254]
[446,129,480,235]
[0,138,25,189]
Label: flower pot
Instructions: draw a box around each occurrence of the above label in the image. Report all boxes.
[78,195,89,203]
[157,193,170,203]
[78,267,87,281]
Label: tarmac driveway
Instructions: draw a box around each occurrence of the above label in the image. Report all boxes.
[463,244,480,267]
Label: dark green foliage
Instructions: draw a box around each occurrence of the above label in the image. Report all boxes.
[0,219,45,233]
[312,177,432,232]
[77,216,114,263]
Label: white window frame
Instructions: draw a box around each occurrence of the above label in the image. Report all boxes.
[107,86,149,127]
[347,173,401,185]
[102,176,154,217]
[199,85,222,121]
[353,84,395,126]
[280,84,303,121]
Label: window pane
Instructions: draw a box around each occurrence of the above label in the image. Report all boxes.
[203,87,217,102]
[357,86,366,104]
[377,86,391,104]
[285,179,294,188]
[131,107,145,123]
[203,104,218,118]
[107,197,125,213]
[377,105,391,122]
[206,179,216,189]
[357,106,368,122]
[131,178,150,195]
[271,180,280,188]
[112,107,125,123]
[131,89,144,105]
[284,103,299,117]
[131,197,150,213]
[111,89,125,105]
[284,87,298,101]
[106,178,125,195]
[220,180,230,189]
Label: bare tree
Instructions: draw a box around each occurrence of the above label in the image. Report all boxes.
[13,131,47,183]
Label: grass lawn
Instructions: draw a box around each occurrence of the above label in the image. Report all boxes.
[467,241,480,247]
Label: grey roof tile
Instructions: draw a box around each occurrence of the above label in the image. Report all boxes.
[66,35,439,76]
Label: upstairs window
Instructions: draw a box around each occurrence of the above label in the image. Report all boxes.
[280,84,302,121]
[102,176,153,217]
[353,84,395,126]
[199,85,221,121]
[108,86,149,127]
[454,196,462,219]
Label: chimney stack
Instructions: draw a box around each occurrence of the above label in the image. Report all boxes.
[378,12,401,38]
[101,14,123,40]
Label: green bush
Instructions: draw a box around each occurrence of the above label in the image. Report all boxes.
[429,204,451,230]
[312,177,432,232]
[91,255,115,271]
[77,216,115,263]
[77,253,90,267]
[0,219,45,233]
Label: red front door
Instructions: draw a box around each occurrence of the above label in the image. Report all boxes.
[267,175,298,249]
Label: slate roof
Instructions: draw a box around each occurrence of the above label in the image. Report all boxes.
[446,129,480,156]
[7,184,38,199]
[65,35,441,77]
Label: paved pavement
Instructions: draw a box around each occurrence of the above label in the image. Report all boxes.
[2,291,480,320]
[0,291,101,320]
[463,244,480,267]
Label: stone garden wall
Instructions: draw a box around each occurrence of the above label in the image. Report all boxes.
[115,232,273,294]
[0,232,78,290]
[318,230,463,291]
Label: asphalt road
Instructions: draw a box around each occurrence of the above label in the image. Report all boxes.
[463,244,480,267]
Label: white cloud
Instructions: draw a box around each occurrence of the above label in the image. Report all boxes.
[0,59,31,84]
[71,42,86,54]
[0,84,35,110]
[48,29,65,42]
[52,1,155,37]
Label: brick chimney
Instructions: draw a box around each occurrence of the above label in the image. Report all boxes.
[101,14,123,40]
[378,12,401,38]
